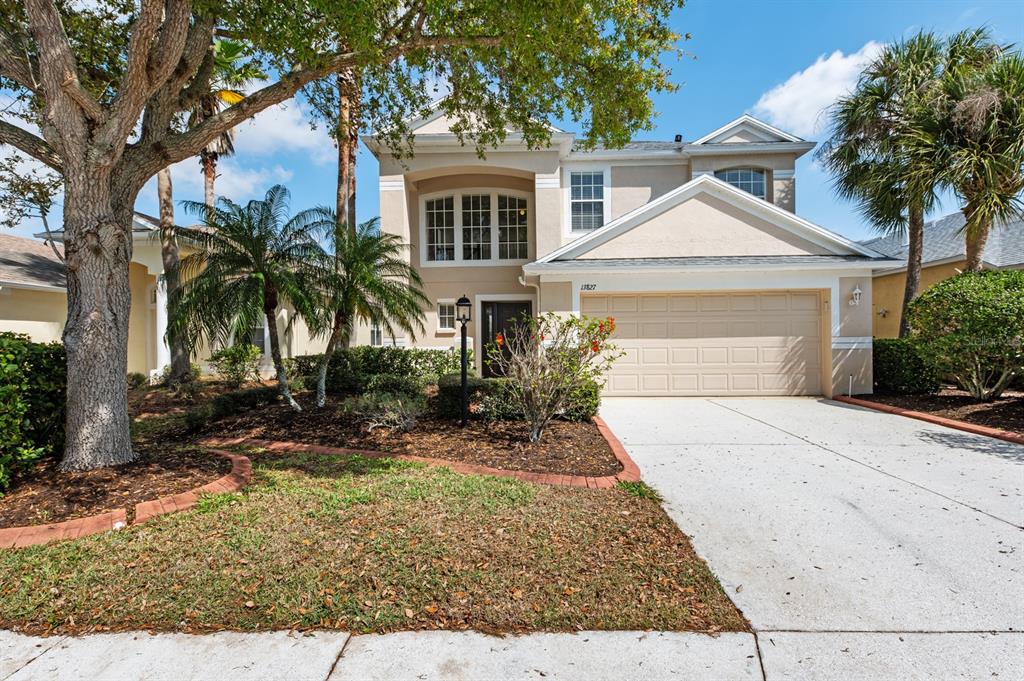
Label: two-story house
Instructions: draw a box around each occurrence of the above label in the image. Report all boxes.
[360,111,896,397]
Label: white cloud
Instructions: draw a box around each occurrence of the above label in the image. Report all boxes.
[751,41,884,138]
[232,99,335,166]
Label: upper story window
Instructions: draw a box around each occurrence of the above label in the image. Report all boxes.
[425,196,455,261]
[462,194,492,260]
[570,171,605,231]
[422,190,530,264]
[715,168,766,200]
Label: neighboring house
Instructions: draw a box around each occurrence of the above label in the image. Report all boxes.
[862,213,1024,338]
[0,213,323,377]
[360,111,897,396]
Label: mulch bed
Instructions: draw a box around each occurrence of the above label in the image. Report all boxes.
[205,399,622,477]
[0,445,231,529]
[866,387,1024,436]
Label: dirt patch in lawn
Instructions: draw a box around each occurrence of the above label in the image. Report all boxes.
[206,399,621,477]
[0,449,747,636]
[0,445,230,528]
[866,387,1024,436]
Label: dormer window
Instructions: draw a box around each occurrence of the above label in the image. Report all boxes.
[715,168,766,200]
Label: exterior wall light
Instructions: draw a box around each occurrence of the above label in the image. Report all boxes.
[849,285,862,307]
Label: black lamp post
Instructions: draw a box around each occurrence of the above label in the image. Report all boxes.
[456,295,472,426]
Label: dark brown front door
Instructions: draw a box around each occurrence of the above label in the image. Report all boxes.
[481,300,532,377]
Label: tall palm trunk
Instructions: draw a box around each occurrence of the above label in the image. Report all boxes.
[201,149,217,210]
[898,203,925,338]
[157,167,192,385]
[316,71,360,407]
[264,285,301,411]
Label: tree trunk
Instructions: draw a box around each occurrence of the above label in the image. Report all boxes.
[59,175,136,471]
[201,149,217,210]
[898,204,925,338]
[264,287,301,411]
[157,167,192,385]
[963,208,991,272]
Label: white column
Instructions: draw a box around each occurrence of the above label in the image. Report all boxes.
[155,274,170,374]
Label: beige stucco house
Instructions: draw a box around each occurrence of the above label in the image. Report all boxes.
[861,212,1023,338]
[359,112,897,396]
[0,213,323,377]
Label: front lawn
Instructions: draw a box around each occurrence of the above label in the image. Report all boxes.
[0,446,747,635]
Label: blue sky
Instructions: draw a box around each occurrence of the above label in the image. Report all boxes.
[8,0,1024,241]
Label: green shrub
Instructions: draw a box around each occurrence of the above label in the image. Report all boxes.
[436,373,504,419]
[365,373,424,401]
[909,270,1024,401]
[342,392,426,432]
[209,344,263,388]
[291,346,471,395]
[127,372,149,390]
[184,386,281,432]
[478,378,524,421]
[0,332,65,491]
[872,338,940,395]
[562,377,602,422]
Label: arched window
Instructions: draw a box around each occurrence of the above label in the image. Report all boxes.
[715,168,767,199]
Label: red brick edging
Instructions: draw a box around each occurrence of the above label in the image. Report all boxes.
[0,451,252,550]
[833,395,1024,446]
[199,415,641,490]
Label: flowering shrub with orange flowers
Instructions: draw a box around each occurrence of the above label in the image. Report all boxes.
[485,312,622,442]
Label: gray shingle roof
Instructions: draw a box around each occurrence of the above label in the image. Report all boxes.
[0,234,65,289]
[860,212,1024,268]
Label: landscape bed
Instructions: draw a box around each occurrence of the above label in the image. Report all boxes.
[864,387,1023,436]
[0,445,747,636]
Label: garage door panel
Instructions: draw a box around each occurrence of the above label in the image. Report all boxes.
[593,291,823,397]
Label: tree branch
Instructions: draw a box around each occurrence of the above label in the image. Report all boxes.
[0,119,63,171]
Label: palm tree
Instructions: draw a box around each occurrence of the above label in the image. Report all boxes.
[930,33,1023,270]
[189,40,263,209]
[309,217,428,407]
[819,33,946,338]
[172,185,328,410]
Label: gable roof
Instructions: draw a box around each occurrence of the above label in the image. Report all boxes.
[537,174,887,264]
[0,233,65,291]
[862,212,1024,270]
[691,115,804,145]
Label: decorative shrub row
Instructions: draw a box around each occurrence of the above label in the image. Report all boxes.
[0,332,65,491]
[289,346,469,394]
[872,338,940,395]
[184,386,282,432]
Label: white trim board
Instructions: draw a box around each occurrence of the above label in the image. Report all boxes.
[535,174,887,264]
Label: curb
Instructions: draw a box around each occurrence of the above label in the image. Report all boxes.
[200,417,641,489]
[1,451,252,550]
[833,395,1024,446]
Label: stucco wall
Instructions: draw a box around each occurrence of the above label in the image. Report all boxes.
[579,193,831,260]
[871,260,967,338]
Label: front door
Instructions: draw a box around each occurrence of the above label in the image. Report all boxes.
[481,300,533,377]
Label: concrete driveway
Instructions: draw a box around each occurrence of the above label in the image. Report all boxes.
[600,397,1024,680]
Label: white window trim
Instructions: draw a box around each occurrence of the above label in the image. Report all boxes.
[418,187,532,268]
[562,163,612,237]
[436,298,457,335]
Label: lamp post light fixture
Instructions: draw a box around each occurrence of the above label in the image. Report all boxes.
[456,295,472,427]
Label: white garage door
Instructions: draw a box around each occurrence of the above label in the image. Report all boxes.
[583,291,823,396]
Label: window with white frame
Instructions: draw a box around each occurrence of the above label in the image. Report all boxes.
[715,168,766,199]
[570,171,605,231]
[420,190,530,265]
[425,196,455,261]
[370,322,383,346]
[437,303,456,331]
[461,194,492,260]
[498,195,529,259]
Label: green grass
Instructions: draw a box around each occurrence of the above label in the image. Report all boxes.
[0,449,745,635]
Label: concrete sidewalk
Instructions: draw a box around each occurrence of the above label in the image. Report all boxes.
[2,630,762,680]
